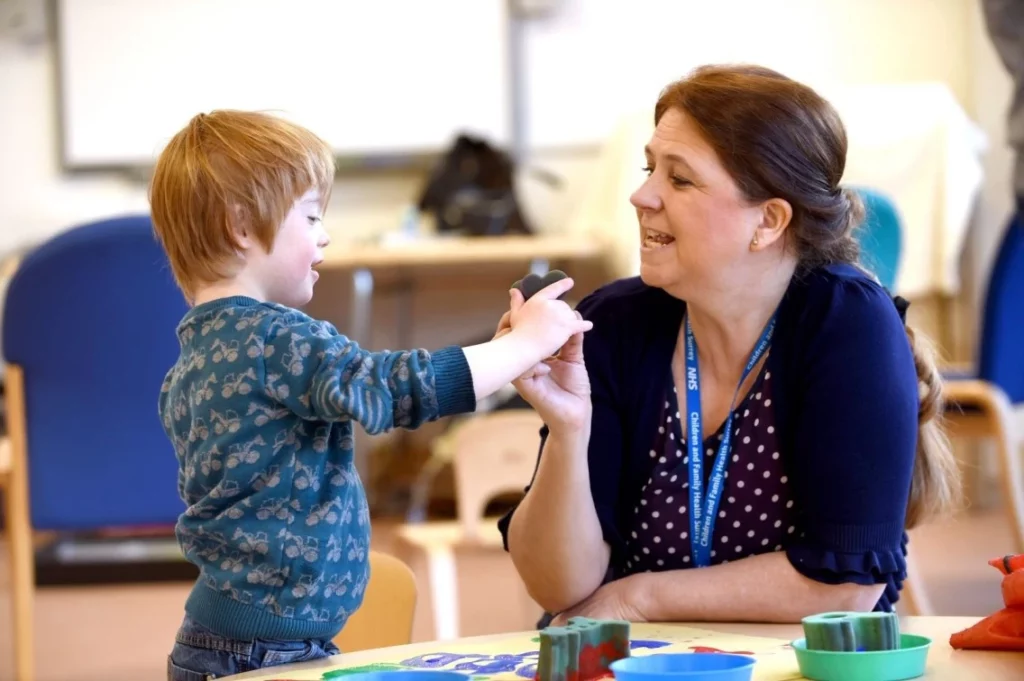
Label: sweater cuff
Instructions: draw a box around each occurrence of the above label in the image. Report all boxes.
[431,345,476,417]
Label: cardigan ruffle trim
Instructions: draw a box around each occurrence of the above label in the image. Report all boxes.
[785,531,909,611]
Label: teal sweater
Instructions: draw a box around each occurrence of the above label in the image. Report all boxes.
[158,296,476,641]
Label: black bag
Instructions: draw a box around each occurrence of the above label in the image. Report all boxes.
[417,133,558,237]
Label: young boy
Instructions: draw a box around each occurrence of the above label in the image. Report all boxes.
[149,110,591,681]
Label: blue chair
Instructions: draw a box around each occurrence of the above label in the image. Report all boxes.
[0,215,188,680]
[853,186,903,292]
[941,212,1024,559]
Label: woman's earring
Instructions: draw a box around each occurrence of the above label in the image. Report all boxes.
[750,232,759,250]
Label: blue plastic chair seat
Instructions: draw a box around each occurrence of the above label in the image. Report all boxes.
[2,215,189,531]
[854,187,903,293]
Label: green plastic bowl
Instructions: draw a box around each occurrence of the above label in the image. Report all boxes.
[791,633,932,681]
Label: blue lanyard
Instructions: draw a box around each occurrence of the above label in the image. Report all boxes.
[685,312,775,567]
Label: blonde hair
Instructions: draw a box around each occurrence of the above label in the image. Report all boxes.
[903,325,962,529]
[149,110,336,301]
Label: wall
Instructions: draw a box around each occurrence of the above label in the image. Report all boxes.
[0,0,984,263]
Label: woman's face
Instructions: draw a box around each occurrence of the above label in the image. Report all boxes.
[630,108,766,299]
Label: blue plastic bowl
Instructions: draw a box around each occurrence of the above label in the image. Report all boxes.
[610,653,756,681]
[329,672,471,681]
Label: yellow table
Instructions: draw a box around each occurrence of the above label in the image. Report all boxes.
[223,617,1024,680]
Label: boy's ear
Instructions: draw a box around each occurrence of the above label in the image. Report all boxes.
[228,204,254,250]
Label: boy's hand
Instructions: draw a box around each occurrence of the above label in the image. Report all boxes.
[493,287,593,431]
[508,277,593,359]
[462,278,592,404]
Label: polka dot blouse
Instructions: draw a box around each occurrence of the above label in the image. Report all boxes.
[623,359,797,574]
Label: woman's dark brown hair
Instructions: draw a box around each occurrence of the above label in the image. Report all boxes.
[654,64,960,529]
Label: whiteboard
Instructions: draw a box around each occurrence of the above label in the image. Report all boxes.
[55,0,510,168]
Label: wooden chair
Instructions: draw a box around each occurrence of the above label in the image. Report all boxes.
[395,409,545,640]
[333,550,417,652]
[1,365,32,681]
[942,381,1024,549]
[941,216,1024,552]
[447,409,545,540]
[1,216,189,680]
[0,437,8,485]
[886,214,1024,619]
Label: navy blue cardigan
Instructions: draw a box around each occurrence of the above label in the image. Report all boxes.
[497,263,919,612]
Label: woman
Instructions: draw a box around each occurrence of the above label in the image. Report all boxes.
[495,64,961,625]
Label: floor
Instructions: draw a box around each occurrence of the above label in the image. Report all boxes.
[0,506,1016,681]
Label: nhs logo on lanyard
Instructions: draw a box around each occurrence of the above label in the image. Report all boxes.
[683,312,775,568]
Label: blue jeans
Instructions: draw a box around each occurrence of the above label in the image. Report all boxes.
[167,615,340,680]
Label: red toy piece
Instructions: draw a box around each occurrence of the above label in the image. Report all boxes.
[950,554,1024,651]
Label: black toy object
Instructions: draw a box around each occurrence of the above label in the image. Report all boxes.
[512,269,569,301]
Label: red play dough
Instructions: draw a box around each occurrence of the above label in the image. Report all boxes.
[950,555,1024,651]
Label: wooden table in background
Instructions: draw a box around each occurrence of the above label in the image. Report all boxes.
[224,617,1024,681]
[321,233,606,347]
[322,234,604,269]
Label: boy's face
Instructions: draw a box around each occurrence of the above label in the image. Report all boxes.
[247,188,329,308]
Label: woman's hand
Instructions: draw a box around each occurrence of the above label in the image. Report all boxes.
[550,575,650,625]
[494,288,592,431]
